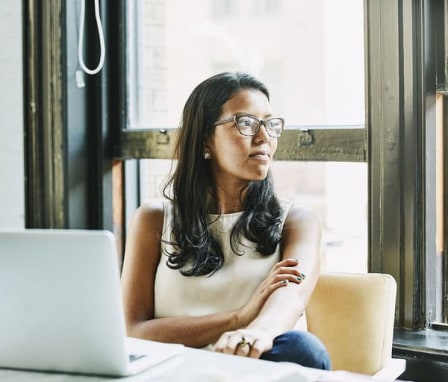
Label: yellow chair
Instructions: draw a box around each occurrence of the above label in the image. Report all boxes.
[306,272,406,379]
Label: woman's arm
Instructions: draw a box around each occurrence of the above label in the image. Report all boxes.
[214,205,321,358]
[120,202,292,348]
[249,206,321,336]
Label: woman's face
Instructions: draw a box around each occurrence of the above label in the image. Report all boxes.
[205,89,278,186]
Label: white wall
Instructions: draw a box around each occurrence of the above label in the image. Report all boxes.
[0,1,24,228]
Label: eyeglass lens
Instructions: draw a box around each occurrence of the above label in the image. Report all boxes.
[236,115,283,137]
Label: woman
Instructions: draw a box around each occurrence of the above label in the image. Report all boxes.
[121,72,331,369]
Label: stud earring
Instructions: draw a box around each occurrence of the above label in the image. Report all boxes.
[204,152,211,160]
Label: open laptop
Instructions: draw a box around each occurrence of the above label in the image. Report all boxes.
[0,229,183,377]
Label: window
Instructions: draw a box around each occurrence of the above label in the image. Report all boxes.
[125,0,367,273]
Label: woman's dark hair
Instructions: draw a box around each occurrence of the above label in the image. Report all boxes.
[162,72,283,276]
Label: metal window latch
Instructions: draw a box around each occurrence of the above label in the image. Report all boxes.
[297,130,314,147]
[156,129,170,145]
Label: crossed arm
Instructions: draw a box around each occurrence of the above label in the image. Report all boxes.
[120,202,321,358]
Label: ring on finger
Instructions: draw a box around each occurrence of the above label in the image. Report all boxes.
[237,336,251,348]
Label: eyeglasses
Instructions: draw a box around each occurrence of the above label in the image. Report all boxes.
[212,114,284,138]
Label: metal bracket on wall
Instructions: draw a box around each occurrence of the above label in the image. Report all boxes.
[156,129,170,145]
[297,130,314,147]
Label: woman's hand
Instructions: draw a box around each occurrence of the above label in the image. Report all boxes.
[235,258,305,328]
[214,258,305,358]
[213,327,274,359]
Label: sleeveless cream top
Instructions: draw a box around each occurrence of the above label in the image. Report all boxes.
[154,200,293,318]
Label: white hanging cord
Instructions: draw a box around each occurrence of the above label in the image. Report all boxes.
[78,0,105,75]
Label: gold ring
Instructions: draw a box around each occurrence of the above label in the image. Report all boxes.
[238,336,250,347]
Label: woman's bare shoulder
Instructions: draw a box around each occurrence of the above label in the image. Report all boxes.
[125,200,167,250]
[285,204,321,228]
[124,200,167,269]
[131,200,165,227]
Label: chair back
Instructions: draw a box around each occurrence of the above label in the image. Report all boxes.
[306,272,397,375]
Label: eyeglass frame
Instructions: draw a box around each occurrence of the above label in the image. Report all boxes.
[212,113,285,138]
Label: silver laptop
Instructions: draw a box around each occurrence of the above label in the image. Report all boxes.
[0,229,183,377]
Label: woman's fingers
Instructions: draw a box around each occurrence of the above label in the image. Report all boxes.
[214,331,271,359]
[271,258,299,270]
[235,259,307,326]
[257,263,306,300]
[248,338,268,359]
[269,258,306,284]
[214,333,235,354]
[214,332,247,355]
[235,336,253,356]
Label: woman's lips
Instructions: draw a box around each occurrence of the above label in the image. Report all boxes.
[249,151,270,161]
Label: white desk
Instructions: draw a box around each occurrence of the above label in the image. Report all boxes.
[0,345,400,382]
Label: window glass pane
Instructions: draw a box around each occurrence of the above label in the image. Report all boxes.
[127,0,365,129]
[271,161,368,273]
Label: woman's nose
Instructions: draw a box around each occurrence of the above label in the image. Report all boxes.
[254,122,271,143]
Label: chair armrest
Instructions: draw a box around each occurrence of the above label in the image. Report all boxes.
[372,358,406,381]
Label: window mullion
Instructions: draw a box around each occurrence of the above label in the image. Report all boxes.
[366,0,431,329]
[118,128,367,162]
[443,95,448,324]
[24,0,66,228]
